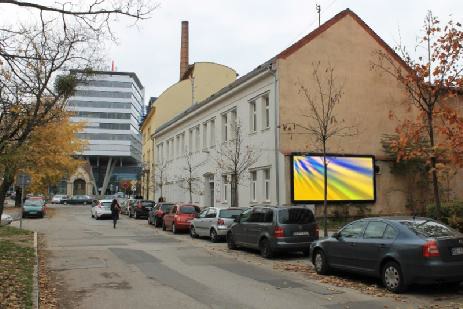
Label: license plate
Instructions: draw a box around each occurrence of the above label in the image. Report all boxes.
[29,212,37,215]
[293,231,309,236]
[451,247,463,256]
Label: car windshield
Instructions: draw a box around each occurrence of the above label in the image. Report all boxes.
[24,200,43,207]
[400,220,460,238]
[142,202,154,207]
[278,208,315,224]
[179,206,199,214]
[101,202,112,207]
[161,204,174,211]
[219,209,244,218]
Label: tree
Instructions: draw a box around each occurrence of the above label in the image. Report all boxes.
[374,12,463,218]
[0,110,85,214]
[154,161,169,201]
[177,151,206,203]
[0,0,154,216]
[282,62,354,237]
[214,123,260,207]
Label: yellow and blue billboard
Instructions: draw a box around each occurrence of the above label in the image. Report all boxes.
[291,154,375,203]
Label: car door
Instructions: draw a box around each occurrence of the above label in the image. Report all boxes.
[195,208,209,236]
[165,206,177,228]
[355,222,398,272]
[247,208,273,248]
[327,220,368,269]
[204,208,218,233]
[233,208,252,246]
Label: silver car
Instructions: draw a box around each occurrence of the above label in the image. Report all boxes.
[190,207,247,242]
[91,199,113,220]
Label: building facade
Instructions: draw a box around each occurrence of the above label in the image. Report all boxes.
[65,70,144,196]
[151,9,463,215]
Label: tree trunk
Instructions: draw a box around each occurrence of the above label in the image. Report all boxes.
[0,167,16,218]
[15,186,21,207]
[323,144,328,237]
[427,112,441,219]
[231,174,238,207]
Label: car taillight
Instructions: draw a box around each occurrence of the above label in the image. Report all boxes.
[423,240,440,257]
[315,224,319,239]
[217,218,225,225]
[274,226,285,238]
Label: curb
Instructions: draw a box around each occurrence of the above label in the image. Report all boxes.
[32,232,39,309]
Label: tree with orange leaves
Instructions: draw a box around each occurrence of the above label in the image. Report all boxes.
[375,11,463,218]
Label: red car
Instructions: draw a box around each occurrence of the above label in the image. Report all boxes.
[162,204,201,234]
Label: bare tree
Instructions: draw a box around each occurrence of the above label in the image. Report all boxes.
[215,123,260,207]
[0,0,155,218]
[154,161,169,201]
[176,151,206,203]
[283,62,355,237]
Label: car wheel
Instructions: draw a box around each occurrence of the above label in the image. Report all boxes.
[95,215,99,220]
[382,261,406,293]
[172,223,177,234]
[210,229,219,243]
[134,211,138,219]
[227,232,238,250]
[162,221,166,231]
[190,226,199,238]
[313,249,329,275]
[259,238,273,259]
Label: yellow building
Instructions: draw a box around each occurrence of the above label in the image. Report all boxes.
[140,22,237,199]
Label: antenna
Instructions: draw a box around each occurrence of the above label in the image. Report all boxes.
[316,4,321,26]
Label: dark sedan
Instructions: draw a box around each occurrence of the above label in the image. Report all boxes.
[129,200,155,219]
[64,195,94,205]
[310,217,463,293]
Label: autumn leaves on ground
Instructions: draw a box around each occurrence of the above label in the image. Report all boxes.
[0,226,34,308]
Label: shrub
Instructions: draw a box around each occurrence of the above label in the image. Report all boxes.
[426,201,463,232]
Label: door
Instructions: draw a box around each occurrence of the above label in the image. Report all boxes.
[233,208,252,245]
[204,208,218,233]
[195,208,209,236]
[73,179,86,195]
[328,220,368,269]
[247,208,273,248]
[165,206,177,229]
[209,181,214,207]
[354,221,398,272]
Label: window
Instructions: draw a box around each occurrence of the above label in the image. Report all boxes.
[222,114,228,142]
[175,135,180,158]
[249,208,273,223]
[195,126,200,152]
[383,225,398,239]
[222,175,228,202]
[250,101,257,132]
[263,95,270,129]
[188,128,193,152]
[250,171,257,202]
[400,220,459,238]
[278,208,315,224]
[199,208,208,218]
[239,208,252,222]
[202,122,208,149]
[206,208,217,218]
[210,119,215,147]
[363,221,388,239]
[181,132,185,154]
[170,138,174,159]
[230,108,237,139]
[264,168,270,202]
[339,221,368,238]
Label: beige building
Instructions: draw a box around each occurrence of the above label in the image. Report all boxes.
[140,21,237,200]
[150,9,462,215]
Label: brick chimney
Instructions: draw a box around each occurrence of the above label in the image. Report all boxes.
[180,21,189,80]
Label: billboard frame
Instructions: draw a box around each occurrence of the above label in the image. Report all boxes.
[290,153,376,204]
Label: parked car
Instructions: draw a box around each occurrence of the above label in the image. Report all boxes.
[120,199,133,215]
[148,202,174,227]
[64,195,94,205]
[51,194,68,204]
[310,217,463,293]
[91,199,113,220]
[22,199,46,218]
[163,204,201,233]
[190,207,247,242]
[227,206,319,258]
[1,213,13,225]
[128,200,155,219]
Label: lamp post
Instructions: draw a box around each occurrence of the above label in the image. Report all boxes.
[16,173,31,229]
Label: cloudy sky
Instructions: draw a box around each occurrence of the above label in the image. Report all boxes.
[2,1,463,105]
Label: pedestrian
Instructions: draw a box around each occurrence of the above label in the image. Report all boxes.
[110,199,121,229]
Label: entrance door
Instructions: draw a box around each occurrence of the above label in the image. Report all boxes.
[73,179,86,195]
[209,181,214,207]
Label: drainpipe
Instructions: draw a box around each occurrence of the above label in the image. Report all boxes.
[268,62,280,205]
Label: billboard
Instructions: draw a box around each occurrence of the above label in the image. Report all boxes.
[291,154,375,203]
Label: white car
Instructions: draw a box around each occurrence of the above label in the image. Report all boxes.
[51,194,68,204]
[1,213,13,225]
[91,200,113,220]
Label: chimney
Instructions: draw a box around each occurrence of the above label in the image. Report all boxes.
[180,21,189,80]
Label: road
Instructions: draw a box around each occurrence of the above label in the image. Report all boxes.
[10,205,463,309]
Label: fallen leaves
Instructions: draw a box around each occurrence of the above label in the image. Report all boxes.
[38,235,58,308]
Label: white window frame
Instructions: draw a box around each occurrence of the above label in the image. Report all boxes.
[195,126,200,152]
[263,95,270,129]
[264,168,270,202]
[250,101,257,133]
[250,171,257,202]
[202,122,208,150]
[222,113,228,142]
[222,175,228,203]
[210,118,215,147]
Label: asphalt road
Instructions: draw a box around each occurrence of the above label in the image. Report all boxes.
[11,205,463,309]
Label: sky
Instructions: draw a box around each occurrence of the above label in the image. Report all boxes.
[2,0,463,106]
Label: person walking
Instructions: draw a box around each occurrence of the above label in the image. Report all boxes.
[110,199,121,229]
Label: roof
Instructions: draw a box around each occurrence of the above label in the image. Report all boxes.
[70,69,144,90]
[155,58,275,135]
[155,8,410,136]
